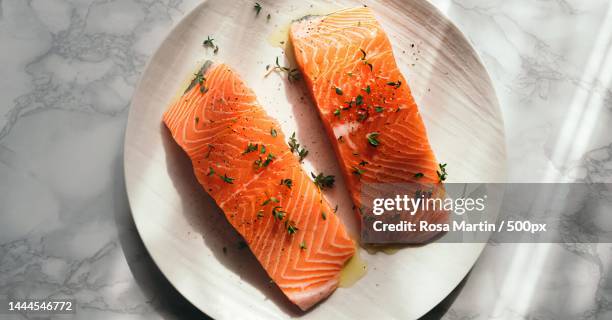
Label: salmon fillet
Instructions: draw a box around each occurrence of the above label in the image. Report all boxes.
[290,7,448,243]
[163,62,355,310]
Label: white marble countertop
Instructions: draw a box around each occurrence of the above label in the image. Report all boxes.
[0,0,610,319]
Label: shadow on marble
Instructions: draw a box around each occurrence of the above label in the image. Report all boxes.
[113,149,211,319]
[159,123,303,316]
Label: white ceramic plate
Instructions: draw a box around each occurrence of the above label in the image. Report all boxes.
[124,0,506,319]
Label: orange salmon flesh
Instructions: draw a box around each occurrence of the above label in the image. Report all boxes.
[290,7,449,243]
[163,62,355,310]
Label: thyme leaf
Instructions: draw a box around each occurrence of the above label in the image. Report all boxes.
[311,172,335,189]
[366,132,380,147]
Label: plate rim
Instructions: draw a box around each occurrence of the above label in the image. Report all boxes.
[123,0,507,318]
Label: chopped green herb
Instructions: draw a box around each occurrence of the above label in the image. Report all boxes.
[333,108,341,117]
[311,172,335,189]
[298,148,308,161]
[263,153,275,167]
[414,172,424,179]
[335,87,343,95]
[185,66,208,94]
[337,135,343,142]
[359,160,368,166]
[270,128,278,137]
[202,36,215,48]
[266,13,271,20]
[352,166,364,176]
[254,2,262,15]
[272,206,286,220]
[355,94,363,106]
[387,80,402,89]
[321,211,327,220]
[280,178,293,189]
[288,132,299,152]
[221,174,235,184]
[243,142,258,154]
[347,72,353,77]
[192,71,208,93]
[271,57,300,82]
[262,197,279,206]
[194,72,205,85]
[375,106,384,113]
[436,163,448,182]
[366,132,380,147]
[208,167,215,176]
[202,36,219,54]
[255,153,275,168]
[364,85,371,94]
[257,210,264,219]
[260,145,266,154]
[299,241,307,250]
[203,35,215,47]
[288,132,308,161]
[285,220,298,234]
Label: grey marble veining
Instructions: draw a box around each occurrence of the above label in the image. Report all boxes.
[0,0,204,319]
[0,0,611,319]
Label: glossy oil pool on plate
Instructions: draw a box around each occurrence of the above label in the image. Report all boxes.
[123,0,506,319]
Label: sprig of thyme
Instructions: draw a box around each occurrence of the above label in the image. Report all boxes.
[437,163,448,182]
[287,132,308,161]
[311,172,335,189]
[254,2,262,15]
[266,57,300,82]
[202,36,219,54]
[193,70,208,93]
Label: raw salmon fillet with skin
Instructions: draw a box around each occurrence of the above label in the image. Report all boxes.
[162,61,355,310]
[290,7,449,243]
